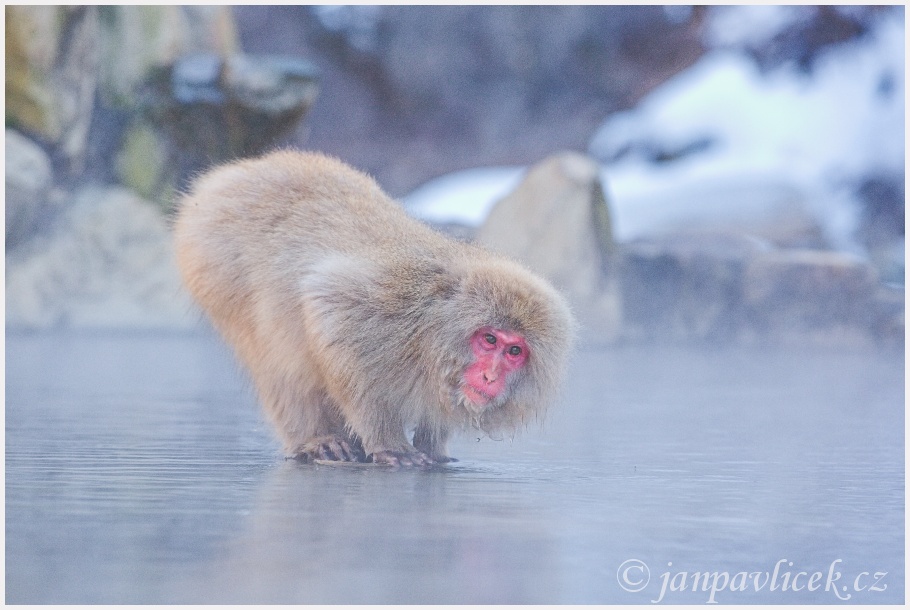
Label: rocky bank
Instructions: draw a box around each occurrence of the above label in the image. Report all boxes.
[5,6,903,347]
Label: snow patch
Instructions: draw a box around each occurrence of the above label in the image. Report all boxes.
[404,166,527,225]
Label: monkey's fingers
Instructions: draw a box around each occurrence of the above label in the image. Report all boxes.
[292,436,364,462]
[318,439,362,462]
[370,450,435,467]
[335,439,363,461]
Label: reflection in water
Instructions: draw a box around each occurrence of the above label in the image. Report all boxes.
[5,332,904,603]
[178,462,560,604]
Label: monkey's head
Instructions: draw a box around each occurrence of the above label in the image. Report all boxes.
[435,256,576,433]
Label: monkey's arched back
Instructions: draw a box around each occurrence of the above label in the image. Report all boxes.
[178,151,454,270]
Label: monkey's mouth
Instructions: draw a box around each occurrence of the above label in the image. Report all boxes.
[462,384,494,411]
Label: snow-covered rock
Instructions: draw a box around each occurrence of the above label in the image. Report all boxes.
[589,9,904,255]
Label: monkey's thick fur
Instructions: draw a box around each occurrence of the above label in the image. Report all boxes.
[174,151,575,463]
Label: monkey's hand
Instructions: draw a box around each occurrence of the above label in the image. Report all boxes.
[369,450,436,467]
[293,436,365,463]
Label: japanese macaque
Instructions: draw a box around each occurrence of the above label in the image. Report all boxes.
[173,150,575,466]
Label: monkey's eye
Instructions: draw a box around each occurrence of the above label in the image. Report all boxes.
[484,334,497,345]
[508,345,522,356]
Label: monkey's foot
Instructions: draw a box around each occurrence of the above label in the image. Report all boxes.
[292,436,365,463]
[369,450,436,467]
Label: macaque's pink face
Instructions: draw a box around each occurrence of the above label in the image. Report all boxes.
[462,326,529,408]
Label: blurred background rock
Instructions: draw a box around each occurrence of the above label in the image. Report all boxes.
[5,5,904,345]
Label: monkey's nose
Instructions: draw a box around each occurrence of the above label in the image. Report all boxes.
[482,368,498,383]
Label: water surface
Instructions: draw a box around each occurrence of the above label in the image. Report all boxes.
[6,331,904,603]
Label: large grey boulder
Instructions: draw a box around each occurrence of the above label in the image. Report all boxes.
[476,151,621,342]
[6,186,195,329]
[5,129,57,250]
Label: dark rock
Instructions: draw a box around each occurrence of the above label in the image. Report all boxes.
[856,173,904,285]
[172,53,225,104]
[746,6,886,73]
[142,52,320,190]
[226,55,321,114]
[96,6,238,108]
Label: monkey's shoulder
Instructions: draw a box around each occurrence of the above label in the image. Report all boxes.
[303,250,459,309]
